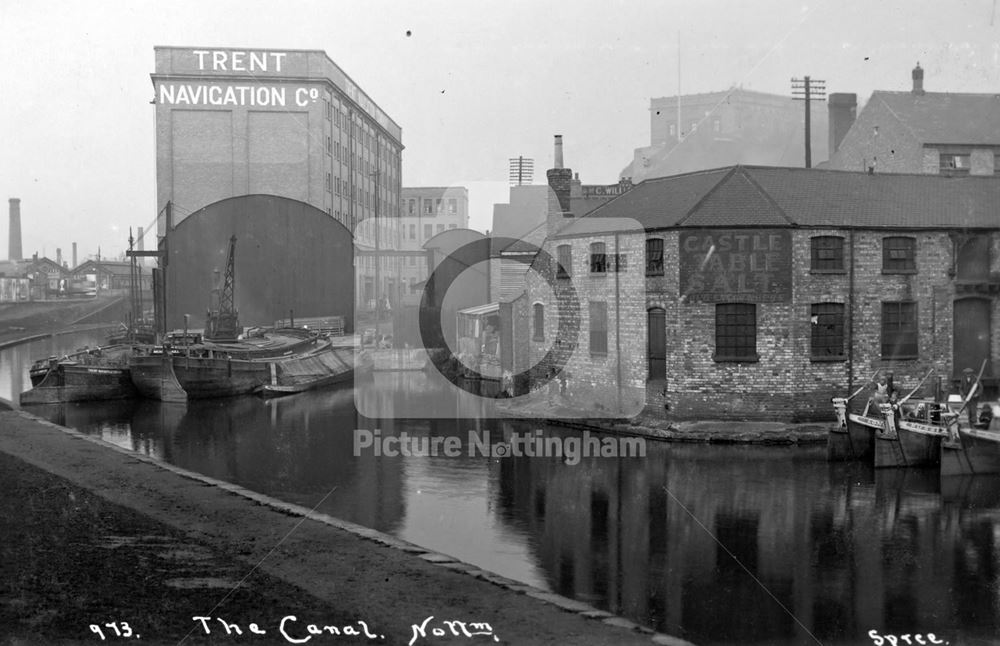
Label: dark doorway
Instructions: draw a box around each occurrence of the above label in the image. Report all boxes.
[648,307,666,381]
[953,297,991,378]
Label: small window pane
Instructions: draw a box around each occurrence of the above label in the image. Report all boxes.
[882,237,916,272]
[590,242,607,274]
[810,236,844,271]
[646,238,664,276]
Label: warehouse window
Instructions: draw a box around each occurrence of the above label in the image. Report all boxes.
[424,200,433,215]
[882,301,918,359]
[810,236,845,272]
[940,152,971,176]
[811,303,845,360]
[590,242,607,274]
[646,238,664,276]
[589,301,608,355]
[556,245,572,280]
[882,237,916,273]
[533,303,545,341]
[715,303,757,361]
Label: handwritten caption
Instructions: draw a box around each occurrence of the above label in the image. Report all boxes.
[869,630,947,645]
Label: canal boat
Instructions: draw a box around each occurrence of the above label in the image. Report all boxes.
[830,396,881,461]
[256,342,373,398]
[20,344,138,405]
[874,401,943,468]
[129,328,324,402]
[872,369,941,469]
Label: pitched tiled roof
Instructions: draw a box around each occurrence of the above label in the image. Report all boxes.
[874,91,1000,145]
[582,165,1000,230]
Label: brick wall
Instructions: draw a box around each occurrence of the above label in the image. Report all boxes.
[826,98,924,173]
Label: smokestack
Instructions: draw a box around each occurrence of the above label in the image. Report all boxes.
[8,198,22,261]
[912,63,924,95]
[56,248,62,267]
[137,227,145,252]
[828,93,857,156]
[72,242,77,269]
[546,135,573,224]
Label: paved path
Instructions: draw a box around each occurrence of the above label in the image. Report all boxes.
[0,410,692,646]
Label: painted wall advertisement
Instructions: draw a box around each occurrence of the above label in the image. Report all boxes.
[678,229,792,303]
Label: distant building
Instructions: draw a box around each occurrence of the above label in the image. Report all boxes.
[622,89,828,183]
[507,165,1000,421]
[826,64,1000,175]
[491,136,628,301]
[398,187,469,300]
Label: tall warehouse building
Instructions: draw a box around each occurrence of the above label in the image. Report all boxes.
[150,47,403,330]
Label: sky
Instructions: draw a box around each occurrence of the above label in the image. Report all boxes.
[2,0,999,261]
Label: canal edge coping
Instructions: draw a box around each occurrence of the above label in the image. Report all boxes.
[14,409,696,646]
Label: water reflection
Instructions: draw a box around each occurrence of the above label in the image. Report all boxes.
[5,348,1000,643]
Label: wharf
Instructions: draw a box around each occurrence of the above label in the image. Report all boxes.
[0,410,692,646]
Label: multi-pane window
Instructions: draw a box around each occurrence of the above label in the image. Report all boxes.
[424,201,433,215]
[424,224,432,240]
[589,301,608,354]
[590,242,607,274]
[882,301,918,359]
[646,238,664,276]
[940,153,971,176]
[811,303,845,359]
[408,199,415,215]
[810,236,845,272]
[556,245,572,279]
[715,303,757,361]
[533,303,545,341]
[883,237,916,273]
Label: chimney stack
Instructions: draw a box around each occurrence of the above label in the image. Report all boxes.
[546,135,573,217]
[72,242,77,269]
[912,63,924,95]
[56,248,62,267]
[828,93,857,156]
[137,227,145,252]
[8,198,22,261]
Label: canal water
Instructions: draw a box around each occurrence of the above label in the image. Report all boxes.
[4,331,1000,645]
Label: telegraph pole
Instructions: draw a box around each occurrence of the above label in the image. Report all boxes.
[792,76,826,168]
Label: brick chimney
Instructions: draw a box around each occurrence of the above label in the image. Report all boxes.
[56,248,62,267]
[72,242,77,269]
[137,227,145,252]
[546,135,572,217]
[828,93,857,155]
[8,198,22,261]
[912,63,924,95]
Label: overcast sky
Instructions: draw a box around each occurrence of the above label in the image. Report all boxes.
[2,0,998,260]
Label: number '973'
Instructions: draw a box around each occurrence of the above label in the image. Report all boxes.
[90,622,137,640]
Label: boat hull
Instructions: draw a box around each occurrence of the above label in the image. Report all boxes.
[21,350,137,405]
[171,355,270,399]
[129,353,187,403]
[828,409,879,461]
[941,428,1000,476]
[257,347,372,398]
[874,417,941,468]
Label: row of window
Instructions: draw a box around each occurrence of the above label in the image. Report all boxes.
[937,151,1000,177]
[406,198,460,215]
[407,223,458,240]
[553,236,920,278]
[529,301,918,362]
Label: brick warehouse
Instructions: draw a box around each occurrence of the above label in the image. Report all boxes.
[506,165,1000,422]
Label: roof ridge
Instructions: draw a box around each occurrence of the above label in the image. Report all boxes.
[740,168,795,225]
[675,166,741,226]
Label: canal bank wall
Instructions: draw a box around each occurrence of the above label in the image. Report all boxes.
[496,400,832,445]
[0,409,693,646]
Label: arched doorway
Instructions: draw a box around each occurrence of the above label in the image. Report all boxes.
[647,307,666,381]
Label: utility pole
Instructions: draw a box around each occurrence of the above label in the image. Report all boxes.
[791,76,826,168]
[372,152,381,330]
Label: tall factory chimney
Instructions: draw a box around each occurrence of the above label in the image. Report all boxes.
[137,227,145,251]
[72,242,77,269]
[546,135,572,217]
[8,198,22,261]
[56,248,62,267]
